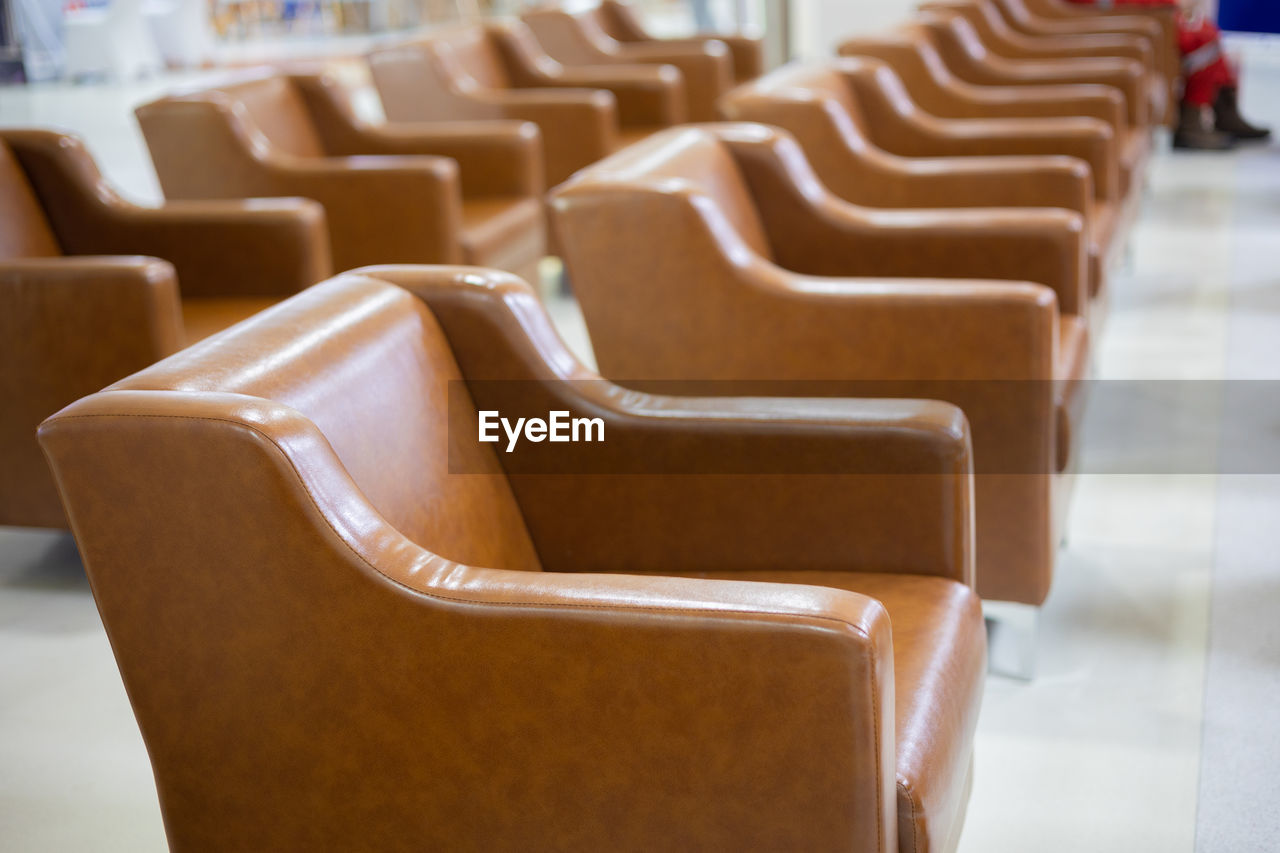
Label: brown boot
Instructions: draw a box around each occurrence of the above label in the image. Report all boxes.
[1174,103,1236,150]
[1214,86,1272,141]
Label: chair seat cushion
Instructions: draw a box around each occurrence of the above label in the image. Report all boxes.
[663,570,985,853]
[181,297,280,345]
[460,197,545,282]
[613,126,664,152]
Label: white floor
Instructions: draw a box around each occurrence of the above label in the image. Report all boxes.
[2,50,1279,853]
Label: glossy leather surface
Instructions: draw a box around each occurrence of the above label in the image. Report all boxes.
[719,60,1110,299]
[670,570,986,853]
[909,9,1151,194]
[551,123,1087,606]
[0,129,330,529]
[925,0,1165,119]
[368,23,680,187]
[136,71,546,277]
[1000,0,1179,122]
[823,56,1119,204]
[522,4,732,121]
[40,268,985,852]
[595,0,764,84]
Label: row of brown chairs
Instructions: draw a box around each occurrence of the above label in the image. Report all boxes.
[10,1,1179,850]
[4,2,762,531]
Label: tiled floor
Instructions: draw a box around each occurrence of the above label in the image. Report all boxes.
[1,46,1278,853]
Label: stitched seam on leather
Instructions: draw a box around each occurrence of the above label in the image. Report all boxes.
[899,777,921,853]
[52,411,881,633]
[872,655,884,853]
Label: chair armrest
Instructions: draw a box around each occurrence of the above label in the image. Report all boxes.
[495,19,684,125]
[1,257,183,527]
[0,128,331,297]
[646,34,764,80]
[862,153,1092,217]
[837,34,1128,130]
[757,187,1087,318]
[1045,6,1178,84]
[467,88,618,185]
[135,97,467,271]
[1,256,183,403]
[1031,0,1177,61]
[260,155,465,271]
[289,73,542,197]
[922,75,1127,131]
[727,117,1087,316]
[67,199,331,298]
[0,256,182,347]
[521,9,720,118]
[328,121,542,197]
[1000,30,1153,68]
[473,86,617,128]
[711,111,1092,310]
[711,35,764,79]
[358,264,975,585]
[840,60,1118,201]
[1027,2,1167,32]
[38,380,902,849]
[923,0,1153,68]
[719,93,1092,215]
[537,64,685,126]
[983,54,1147,125]
[612,41,733,120]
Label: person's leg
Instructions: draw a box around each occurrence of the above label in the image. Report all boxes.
[1211,52,1272,139]
[1177,15,1270,142]
[1173,14,1237,148]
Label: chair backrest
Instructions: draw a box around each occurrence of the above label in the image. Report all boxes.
[550,125,785,378]
[722,62,871,144]
[522,6,618,64]
[209,75,327,158]
[431,26,515,90]
[137,74,331,202]
[368,30,507,123]
[0,141,61,260]
[838,27,956,93]
[106,275,541,572]
[37,274,564,847]
[557,124,772,259]
[919,10,992,64]
[993,0,1036,25]
[596,0,649,42]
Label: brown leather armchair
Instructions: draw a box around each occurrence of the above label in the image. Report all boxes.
[0,128,329,529]
[911,4,1155,182]
[550,124,1090,607]
[719,60,1114,300]
[521,4,733,121]
[995,0,1179,120]
[40,266,986,853]
[368,22,682,188]
[903,10,1149,134]
[848,16,1150,204]
[921,0,1166,121]
[834,30,1137,271]
[593,0,764,84]
[135,71,546,281]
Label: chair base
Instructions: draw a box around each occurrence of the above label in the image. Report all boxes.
[984,600,1040,680]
